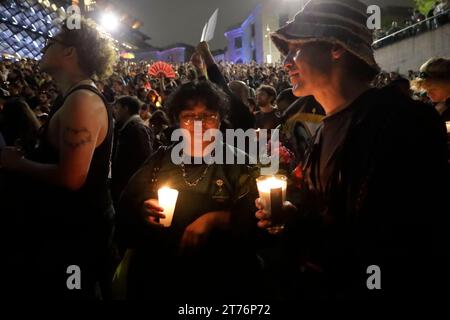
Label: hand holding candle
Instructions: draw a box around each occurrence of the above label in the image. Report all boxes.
[157,187,179,227]
[255,175,298,234]
[256,175,287,220]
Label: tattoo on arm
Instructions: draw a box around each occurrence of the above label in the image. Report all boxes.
[63,127,92,149]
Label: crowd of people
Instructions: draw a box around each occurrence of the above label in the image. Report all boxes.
[1,0,449,301]
[373,0,449,47]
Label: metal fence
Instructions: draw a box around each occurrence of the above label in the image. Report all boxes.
[373,9,450,49]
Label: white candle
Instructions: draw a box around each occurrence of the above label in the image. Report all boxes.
[157,187,179,227]
[446,121,450,134]
[256,175,287,217]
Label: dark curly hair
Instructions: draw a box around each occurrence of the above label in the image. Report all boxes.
[257,85,277,104]
[58,17,117,80]
[165,81,229,125]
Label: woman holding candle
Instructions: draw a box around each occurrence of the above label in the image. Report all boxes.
[116,81,265,299]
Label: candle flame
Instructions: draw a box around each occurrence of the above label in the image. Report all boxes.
[256,175,286,192]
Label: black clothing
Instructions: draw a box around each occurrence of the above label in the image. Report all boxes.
[207,64,255,130]
[117,144,265,299]
[24,84,115,299]
[318,103,356,192]
[440,99,450,122]
[280,96,325,164]
[254,108,282,130]
[283,86,449,299]
[111,115,153,205]
[102,85,115,103]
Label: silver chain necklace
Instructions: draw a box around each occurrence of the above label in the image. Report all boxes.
[180,161,210,187]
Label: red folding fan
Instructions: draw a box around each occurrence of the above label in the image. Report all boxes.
[148,61,176,79]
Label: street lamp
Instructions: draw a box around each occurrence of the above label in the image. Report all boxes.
[101,12,119,31]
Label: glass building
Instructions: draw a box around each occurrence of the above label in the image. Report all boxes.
[0,0,70,60]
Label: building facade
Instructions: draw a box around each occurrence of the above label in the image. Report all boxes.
[224,0,307,64]
[223,0,416,64]
[0,0,69,60]
[0,0,154,61]
[134,43,195,64]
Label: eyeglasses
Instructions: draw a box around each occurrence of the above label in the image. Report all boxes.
[180,113,219,126]
[41,37,69,54]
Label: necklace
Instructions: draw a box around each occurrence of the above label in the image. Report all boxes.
[180,161,210,187]
[180,148,216,187]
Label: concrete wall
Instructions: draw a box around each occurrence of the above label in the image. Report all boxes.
[374,23,450,74]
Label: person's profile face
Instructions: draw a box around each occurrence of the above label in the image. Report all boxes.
[113,102,128,123]
[284,42,332,98]
[39,35,68,74]
[284,43,304,97]
[426,85,449,103]
[256,90,270,106]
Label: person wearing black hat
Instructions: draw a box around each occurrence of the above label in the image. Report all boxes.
[255,0,449,299]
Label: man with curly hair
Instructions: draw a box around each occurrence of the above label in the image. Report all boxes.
[1,18,117,299]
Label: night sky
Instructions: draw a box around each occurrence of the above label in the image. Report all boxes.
[110,0,263,50]
[110,0,414,50]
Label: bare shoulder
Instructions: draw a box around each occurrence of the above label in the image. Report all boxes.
[57,88,108,148]
[61,89,106,119]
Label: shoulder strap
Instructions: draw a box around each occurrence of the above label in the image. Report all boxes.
[63,84,108,106]
[47,84,108,120]
[38,84,108,144]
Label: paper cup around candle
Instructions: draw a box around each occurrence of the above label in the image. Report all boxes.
[157,187,179,227]
[445,121,450,134]
[256,175,287,220]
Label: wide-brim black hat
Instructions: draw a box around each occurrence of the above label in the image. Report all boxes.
[271,0,380,73]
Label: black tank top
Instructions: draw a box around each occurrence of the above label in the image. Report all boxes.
[33,84,113,211]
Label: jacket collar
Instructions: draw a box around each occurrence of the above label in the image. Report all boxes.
[119,114,142,132]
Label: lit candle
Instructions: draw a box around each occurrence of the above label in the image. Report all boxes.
[157,187,179,227]
[446,121,450,134]
[256,175,287,219]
